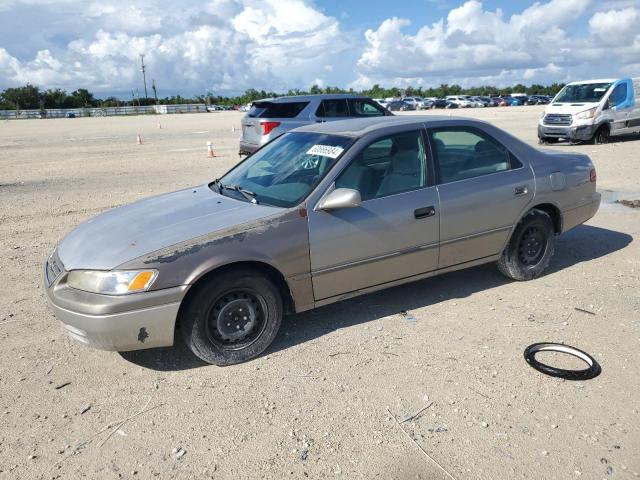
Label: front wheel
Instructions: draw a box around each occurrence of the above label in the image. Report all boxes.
[180,269,283,365]
[592,125,609,144]
[497,209,555,281]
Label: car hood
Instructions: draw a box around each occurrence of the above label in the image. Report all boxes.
[545,102,600,115]
[57,185,281,271]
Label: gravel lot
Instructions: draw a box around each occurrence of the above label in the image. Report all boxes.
[0,107,639,479]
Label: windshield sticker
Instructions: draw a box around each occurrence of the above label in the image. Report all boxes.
[306,145,345,159]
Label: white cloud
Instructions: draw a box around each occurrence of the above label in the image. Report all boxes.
[0,0,350,95]
[1,0,639,96]
[353,0,640,89]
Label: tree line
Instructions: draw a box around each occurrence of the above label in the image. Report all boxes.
[0,82,566,110]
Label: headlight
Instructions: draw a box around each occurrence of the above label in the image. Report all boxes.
[575,107,597,120]
[67,270,158,295]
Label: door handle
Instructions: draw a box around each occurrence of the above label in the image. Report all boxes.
[414,206,436,219]
[514,185,528,196]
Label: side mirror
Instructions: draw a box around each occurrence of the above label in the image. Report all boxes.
[317,188,361,211]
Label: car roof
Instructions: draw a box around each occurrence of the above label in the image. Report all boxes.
[254,94,369,103]
[294,115,475,137]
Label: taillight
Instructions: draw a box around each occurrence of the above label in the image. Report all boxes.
[260,121,280,135]
[590,168,597,183]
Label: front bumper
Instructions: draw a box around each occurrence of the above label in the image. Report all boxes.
[44,256,188,351]
[538,123,595,141]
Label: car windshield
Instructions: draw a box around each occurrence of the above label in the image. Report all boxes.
[215,132,353,208]
[554,83,613,103]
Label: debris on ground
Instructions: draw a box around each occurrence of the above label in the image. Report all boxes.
[80,404,91,414]
[55,382,71,390]
[574,307,596,315]
[616,199,640,209]
[399,310,417,323]
[172,447,186,459]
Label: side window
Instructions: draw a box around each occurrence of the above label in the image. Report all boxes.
[609,83,627,108]
[348,99,386,117]
[335,131,427,200]
[316,99,349,118]
[431,128,512,184]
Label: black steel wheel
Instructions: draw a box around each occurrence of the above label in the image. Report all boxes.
[180,268,282,365]
[497,209,555,281]
[593,125,609,145]
[205,289,268,350]
[517,225,546,267]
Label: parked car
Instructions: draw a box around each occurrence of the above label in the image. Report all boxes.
[239,94,392,155]
[386,100,414,111]
[431,98,458,109]
[402,97,429,109]
[446,96,473,107]
[502,96,524,106]
[479,96,499,107]
[373,98,389,108]
[539,77,640,144]
[491,96,509,107]
[44,116,601,365]
[529,95,551,105]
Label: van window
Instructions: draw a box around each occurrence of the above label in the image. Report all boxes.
[248,101,309,118]
[609,83,627,108]
[555,83,613,103]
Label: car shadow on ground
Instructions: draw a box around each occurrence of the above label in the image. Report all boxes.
[120,224,632,371]
[545,132,640,146]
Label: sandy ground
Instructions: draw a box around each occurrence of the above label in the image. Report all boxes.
[0,107,639,480]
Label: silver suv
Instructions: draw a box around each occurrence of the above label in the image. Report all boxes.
[239,94,392,155]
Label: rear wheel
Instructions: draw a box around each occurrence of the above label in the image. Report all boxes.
[497,209,555,281]
[180,268,282,365]
[592,125,609,144]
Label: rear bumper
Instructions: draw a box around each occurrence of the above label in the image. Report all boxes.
[239,140,258,156]
[562,192,601,233]
[538,124,595,141]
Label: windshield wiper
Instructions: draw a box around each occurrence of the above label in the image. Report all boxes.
[220,183,259,204]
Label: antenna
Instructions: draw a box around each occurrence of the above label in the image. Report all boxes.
[140,54,149,100]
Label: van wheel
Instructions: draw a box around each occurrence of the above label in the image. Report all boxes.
[179,268,282,366]
[592,125,609,144]
[497,209,555,281]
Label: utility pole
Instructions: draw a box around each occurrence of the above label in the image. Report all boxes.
[151,79,158,104]
[140,54,148,100]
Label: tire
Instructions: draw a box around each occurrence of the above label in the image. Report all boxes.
[592,125,609,145]
[179,268,283,366]
[497,209,555,281]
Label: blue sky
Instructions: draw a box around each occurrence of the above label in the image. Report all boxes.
[0,0,639,97]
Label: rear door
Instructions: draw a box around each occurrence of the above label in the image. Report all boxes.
[430,125,534,268]
[310,99,350,123]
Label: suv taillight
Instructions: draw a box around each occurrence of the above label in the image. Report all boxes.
[590,168,597,183]
[260,121,280,135]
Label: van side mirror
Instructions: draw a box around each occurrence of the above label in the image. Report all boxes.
[317,188,361,211]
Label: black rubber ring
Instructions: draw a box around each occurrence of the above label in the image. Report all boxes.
[523,342,601,381]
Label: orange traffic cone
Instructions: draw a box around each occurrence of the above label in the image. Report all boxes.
[207,141,215,158]
[136,133,143,145]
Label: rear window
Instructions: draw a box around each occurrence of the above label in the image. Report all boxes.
[248,101,309,118]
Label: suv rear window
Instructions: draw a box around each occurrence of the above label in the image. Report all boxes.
[248,101,309,118]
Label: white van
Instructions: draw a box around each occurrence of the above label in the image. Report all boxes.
[538,77,640,144]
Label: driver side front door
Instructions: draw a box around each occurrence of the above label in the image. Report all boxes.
[307,129,440,301]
